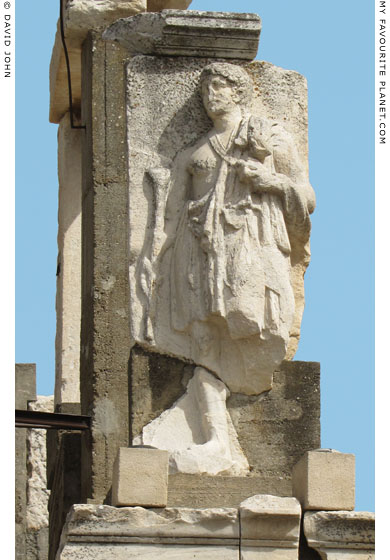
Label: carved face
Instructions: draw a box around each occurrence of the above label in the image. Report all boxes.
[202,75,239,117]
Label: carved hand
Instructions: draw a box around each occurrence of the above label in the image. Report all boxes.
[237,160,287,195]
[140,256,155,299]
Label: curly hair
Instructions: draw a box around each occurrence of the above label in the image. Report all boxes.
[200,63,253,108]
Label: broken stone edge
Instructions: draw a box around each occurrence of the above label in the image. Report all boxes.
[304,511,375,550]
[103,10,262,60]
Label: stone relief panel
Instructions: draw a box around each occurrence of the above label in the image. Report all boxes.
[127,56,315,398]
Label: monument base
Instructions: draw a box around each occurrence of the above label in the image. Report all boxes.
[131,350,321,486]
[55,501,375,560]
[167,473,291,508]
[56,496,302,559]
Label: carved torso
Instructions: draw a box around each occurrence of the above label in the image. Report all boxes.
[188,137,220,201]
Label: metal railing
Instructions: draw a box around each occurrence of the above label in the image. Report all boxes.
[15,409,91,430]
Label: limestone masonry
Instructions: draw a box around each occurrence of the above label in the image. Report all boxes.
[15,1,374,559]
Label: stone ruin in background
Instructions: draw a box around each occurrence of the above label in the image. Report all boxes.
[16,1,375,559]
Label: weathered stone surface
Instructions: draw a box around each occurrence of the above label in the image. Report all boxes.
[26,396,53,560]
[125,55,313,398]
[27,397,53,531]
[227,361,320,481]
[241,549,298,560]
[49,0,147,123]
[133,352,320,502]
[304,511,375,559]
[55,501,318,559]
[135,367,249,476]
[55,112,82,406]
[15,363,37,409]
[15,363,36,560]
[168,474,292,508]
[240,494,301,540]
[26,528,50,560]
[61,503,239,538]
[59,543,238,559]
[112,447,169,506]
[63,0,146,41]
[240,495,301,559]
[147,0,192,11]
[49,432,82,560]
[80,35,136,503]
[50,1,196,123]
[49,27,82,124]
[79,32,316,500]
[129,345,192,442]
[57,504,239,558]
[104,10,261,60]
[292,450,355,511]
[47,402,81,491]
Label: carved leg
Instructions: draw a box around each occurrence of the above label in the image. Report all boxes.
[169,367,249,475]
[135,365,249,476]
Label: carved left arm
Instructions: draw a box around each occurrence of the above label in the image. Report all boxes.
[244,117,316,215]
[237,159,315,240]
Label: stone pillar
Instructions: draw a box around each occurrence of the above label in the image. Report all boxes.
[51,0,153,410]
[15,364,36,560]
[55,112,82,407]
[15,365,53,560]
[49,7,375,560]
[78,8,317,504]
[26,396,54,560]
[80,33,132,503]
[48,431,82,560]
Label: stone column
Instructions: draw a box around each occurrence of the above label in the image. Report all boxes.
[55,112,82,407]
[80,33,133,503]
[51,0,154,409]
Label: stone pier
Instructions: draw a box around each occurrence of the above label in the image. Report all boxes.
[45,3,374,559]
[15,364,54,560]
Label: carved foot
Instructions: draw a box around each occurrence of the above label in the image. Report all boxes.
[169,438,234,475]
[135,366,249,476]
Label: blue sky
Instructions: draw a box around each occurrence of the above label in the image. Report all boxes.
[15,0,374,511]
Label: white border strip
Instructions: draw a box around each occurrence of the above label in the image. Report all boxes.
[375,0,389,551]
[0,0,15,544]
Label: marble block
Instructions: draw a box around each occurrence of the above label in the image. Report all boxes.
[124,54,313,396]
[104,10,262,60]
[240,495,301,560]
[49,0,147,123]
[57,504,239,559]
[112,447,169,507]
[292,449,355,511]
[304,510,375,559]
[60,544,238,559]
[56,502,375,559]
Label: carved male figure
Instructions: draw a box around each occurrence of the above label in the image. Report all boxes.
[138,62,315,473]
[146,62,315,395]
